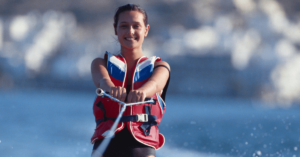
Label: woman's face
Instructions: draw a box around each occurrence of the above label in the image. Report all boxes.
[115,11,149,51]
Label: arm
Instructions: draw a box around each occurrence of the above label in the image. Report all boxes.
[91,58,126,101]
[127,61,170,103]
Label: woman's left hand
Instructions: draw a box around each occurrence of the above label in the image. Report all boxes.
[127,90,147,103]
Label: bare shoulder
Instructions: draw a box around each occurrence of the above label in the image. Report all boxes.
[154,60,171,71]
[91,58,106,66]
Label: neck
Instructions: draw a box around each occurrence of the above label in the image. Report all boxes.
[120,47,143,67]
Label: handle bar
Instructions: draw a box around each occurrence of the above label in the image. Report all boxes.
[96,88,156,105]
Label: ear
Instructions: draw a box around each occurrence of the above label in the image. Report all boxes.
[114,24,117,35]
[144,24,150,37]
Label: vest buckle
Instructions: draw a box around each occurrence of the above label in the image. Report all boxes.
[137,114,148,122]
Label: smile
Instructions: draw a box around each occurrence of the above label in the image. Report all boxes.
[125,38,136,41]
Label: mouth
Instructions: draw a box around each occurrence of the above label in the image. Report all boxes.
[125,37,137,41]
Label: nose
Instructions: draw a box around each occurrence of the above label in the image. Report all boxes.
[129,26,134,35]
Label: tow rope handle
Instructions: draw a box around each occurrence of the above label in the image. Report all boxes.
[96,88,157,105]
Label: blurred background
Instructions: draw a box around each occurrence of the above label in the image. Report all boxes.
[1,0,300,156]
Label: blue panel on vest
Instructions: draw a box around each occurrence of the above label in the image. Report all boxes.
[107,62,125,81]
[157,94,165,110]
[134,65,153,82]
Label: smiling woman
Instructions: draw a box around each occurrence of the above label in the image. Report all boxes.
[90,4,170,157]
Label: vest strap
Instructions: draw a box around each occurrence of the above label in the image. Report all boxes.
[96,114,157,126]
[140,106,157,136]
[96,100,158,136]
[96,101,107,121]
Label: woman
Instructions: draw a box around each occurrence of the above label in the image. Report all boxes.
[91,4,170,157]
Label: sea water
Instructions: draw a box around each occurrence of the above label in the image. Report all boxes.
[0,89,299,157]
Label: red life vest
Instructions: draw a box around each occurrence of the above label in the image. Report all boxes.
[91,52,167,150]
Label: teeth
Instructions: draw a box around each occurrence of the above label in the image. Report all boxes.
[126,38,134,40]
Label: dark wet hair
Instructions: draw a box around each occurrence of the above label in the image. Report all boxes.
[113,4,148,28]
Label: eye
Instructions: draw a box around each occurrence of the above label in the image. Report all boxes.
[120,24,128,28]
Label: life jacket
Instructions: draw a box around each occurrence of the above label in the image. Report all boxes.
[91,51,167,150]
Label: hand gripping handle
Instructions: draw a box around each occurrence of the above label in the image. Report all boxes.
[95,88,156,105]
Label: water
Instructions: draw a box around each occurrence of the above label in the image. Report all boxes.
[0,89,300,157]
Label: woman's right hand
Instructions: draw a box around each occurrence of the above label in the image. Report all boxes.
[109,86,127,102]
